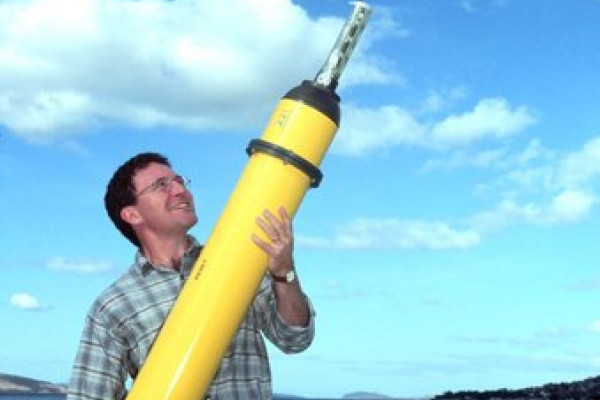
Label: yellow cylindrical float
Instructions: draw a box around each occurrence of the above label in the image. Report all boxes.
[125,3,371,400]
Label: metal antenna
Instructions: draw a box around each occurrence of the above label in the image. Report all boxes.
[313,1,372,90]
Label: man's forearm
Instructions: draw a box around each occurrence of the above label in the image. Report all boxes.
[273,279,310,327]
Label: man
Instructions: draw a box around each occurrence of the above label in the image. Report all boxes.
[67,152,315,400]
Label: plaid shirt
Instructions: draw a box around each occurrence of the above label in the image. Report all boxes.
[66,236,315,400]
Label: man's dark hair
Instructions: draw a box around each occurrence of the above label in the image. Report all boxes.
[104,152,171,247]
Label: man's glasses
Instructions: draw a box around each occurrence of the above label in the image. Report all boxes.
[135,175,191,197]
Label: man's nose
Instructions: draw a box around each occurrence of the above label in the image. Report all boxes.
[169,180,187,195]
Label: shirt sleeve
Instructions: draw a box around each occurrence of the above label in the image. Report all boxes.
[66,305,131,400]
[252,275,316,354]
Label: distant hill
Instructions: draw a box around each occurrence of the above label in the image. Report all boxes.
[433,375,600,400]
[0,373,66,394]
[342,392,403,399]
[0,373,395,398]
[3,372,600,399]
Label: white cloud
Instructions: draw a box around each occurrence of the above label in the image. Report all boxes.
[548,190,596,224]
[460,1,476,14]
[9,292,47,311]
[46,256,112,274]
[461,0,508,13]
[422,139,553,177]
[430,98,536,148]
[1,0,536,159]
[333,105,425,156]
[323,134,600,251]
[420,87,469,115]
[0,0,395,143]
[470,189,595,233]
[466,136,600,233]
[590,321,600,333]
[557,136,600,189]
[1,0,536,160]
[421,147,509,172]
[333,97,536,156]
[298,218,480,250]
[0,90,95,143]
[469,200,539,233]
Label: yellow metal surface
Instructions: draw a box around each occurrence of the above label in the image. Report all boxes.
[262,98,339,166]
[125,98,338,400]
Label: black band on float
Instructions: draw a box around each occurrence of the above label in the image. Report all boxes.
[246,139,323,188]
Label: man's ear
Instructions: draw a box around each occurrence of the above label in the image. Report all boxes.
[120,205,142,226]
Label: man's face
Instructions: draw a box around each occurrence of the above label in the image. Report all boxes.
[130,162,198,238]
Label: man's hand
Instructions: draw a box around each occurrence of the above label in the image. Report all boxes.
[251,206,309,327]
[251,206,294,278]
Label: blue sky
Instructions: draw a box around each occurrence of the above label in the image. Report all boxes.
[2,0,600,398]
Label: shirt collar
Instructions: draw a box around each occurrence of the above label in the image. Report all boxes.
[136,235,202,276]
